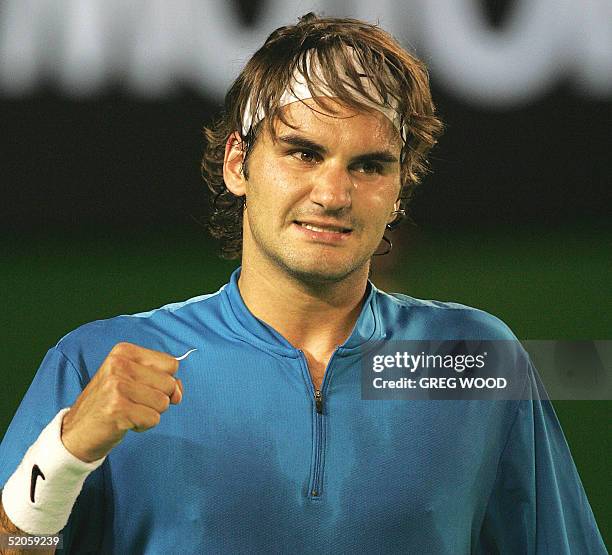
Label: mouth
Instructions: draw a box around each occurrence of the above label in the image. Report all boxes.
[292,220,353,243]
[294,221,352,233]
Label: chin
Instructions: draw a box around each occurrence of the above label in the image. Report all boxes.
[277,251,369,285]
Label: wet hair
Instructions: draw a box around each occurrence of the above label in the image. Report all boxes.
[201,12,443,259]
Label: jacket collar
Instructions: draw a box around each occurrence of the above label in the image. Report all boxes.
[221,266,383,358]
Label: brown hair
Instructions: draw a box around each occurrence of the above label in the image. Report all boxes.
[201,12,443,259]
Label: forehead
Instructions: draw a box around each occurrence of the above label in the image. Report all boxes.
[268,98,401,152]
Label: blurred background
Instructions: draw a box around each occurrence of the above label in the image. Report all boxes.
[1,0,610,544]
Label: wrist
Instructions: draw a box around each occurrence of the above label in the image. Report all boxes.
[2,409,106,535]
[60,412,103,464]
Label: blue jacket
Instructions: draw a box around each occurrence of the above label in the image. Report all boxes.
[0,268,606,553]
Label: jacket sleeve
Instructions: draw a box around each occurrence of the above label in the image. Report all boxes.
[477,361,607,554]
[0,347,106,553]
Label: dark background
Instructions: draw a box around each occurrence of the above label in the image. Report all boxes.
[1,0,610,545]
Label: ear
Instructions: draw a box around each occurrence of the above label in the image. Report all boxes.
[223,131,247,197]
[386,198,402,225]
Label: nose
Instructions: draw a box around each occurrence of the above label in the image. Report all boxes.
[309,162,353,212]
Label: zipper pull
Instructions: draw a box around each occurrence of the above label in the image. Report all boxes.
[315,389,323,414]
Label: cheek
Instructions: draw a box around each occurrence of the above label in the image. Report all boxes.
[248,163,308,213]
[267,161,313,199]
[356,185,399,225]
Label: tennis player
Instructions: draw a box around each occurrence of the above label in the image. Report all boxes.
[0,13,607,554]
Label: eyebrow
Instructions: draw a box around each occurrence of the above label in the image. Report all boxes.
[277,133,399,164]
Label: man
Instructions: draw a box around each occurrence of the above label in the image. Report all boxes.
[0,13,606,554]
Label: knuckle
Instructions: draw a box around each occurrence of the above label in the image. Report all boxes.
[111,342,134,357]
[105,379,129,404]
[159,355,178,374]
[106,354,128,373]
[110,342,126,355]
[151,411,161,427]
[116,416,134,432]
[163,376,177,395]
[135,411,160,431]
[114,405,139,431]
[158,393,171,412]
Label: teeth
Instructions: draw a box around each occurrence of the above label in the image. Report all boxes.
[300,223,344,233]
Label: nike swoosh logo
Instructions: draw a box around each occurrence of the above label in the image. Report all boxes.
[30,464,45,503]
[174,348,197,361]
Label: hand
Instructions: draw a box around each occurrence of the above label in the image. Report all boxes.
[61,342,183,462]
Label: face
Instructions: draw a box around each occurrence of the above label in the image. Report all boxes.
[224,98,402,284]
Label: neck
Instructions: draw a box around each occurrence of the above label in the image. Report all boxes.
[237,256,369,354]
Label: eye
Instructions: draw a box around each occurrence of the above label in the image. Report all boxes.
[354,161,384,175]
[289,149,320,164]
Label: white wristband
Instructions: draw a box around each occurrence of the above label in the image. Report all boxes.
[1,408,106,535]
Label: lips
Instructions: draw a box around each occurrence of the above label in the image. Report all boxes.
[294,221,352,234]
[292,220,353,244]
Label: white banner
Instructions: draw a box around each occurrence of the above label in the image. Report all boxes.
[1,0,610,105]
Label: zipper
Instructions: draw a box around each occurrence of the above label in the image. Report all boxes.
[314,389,323,414]
[311,388,324,497]
[298,346,340,499]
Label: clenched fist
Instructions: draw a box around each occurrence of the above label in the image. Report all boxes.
[61,342,184,463]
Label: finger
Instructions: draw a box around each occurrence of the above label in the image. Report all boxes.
[121,381,172,414]
[170,378,183,405]
[109,342,179,375]
[124,362,178,397]
[125,403,162,433]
